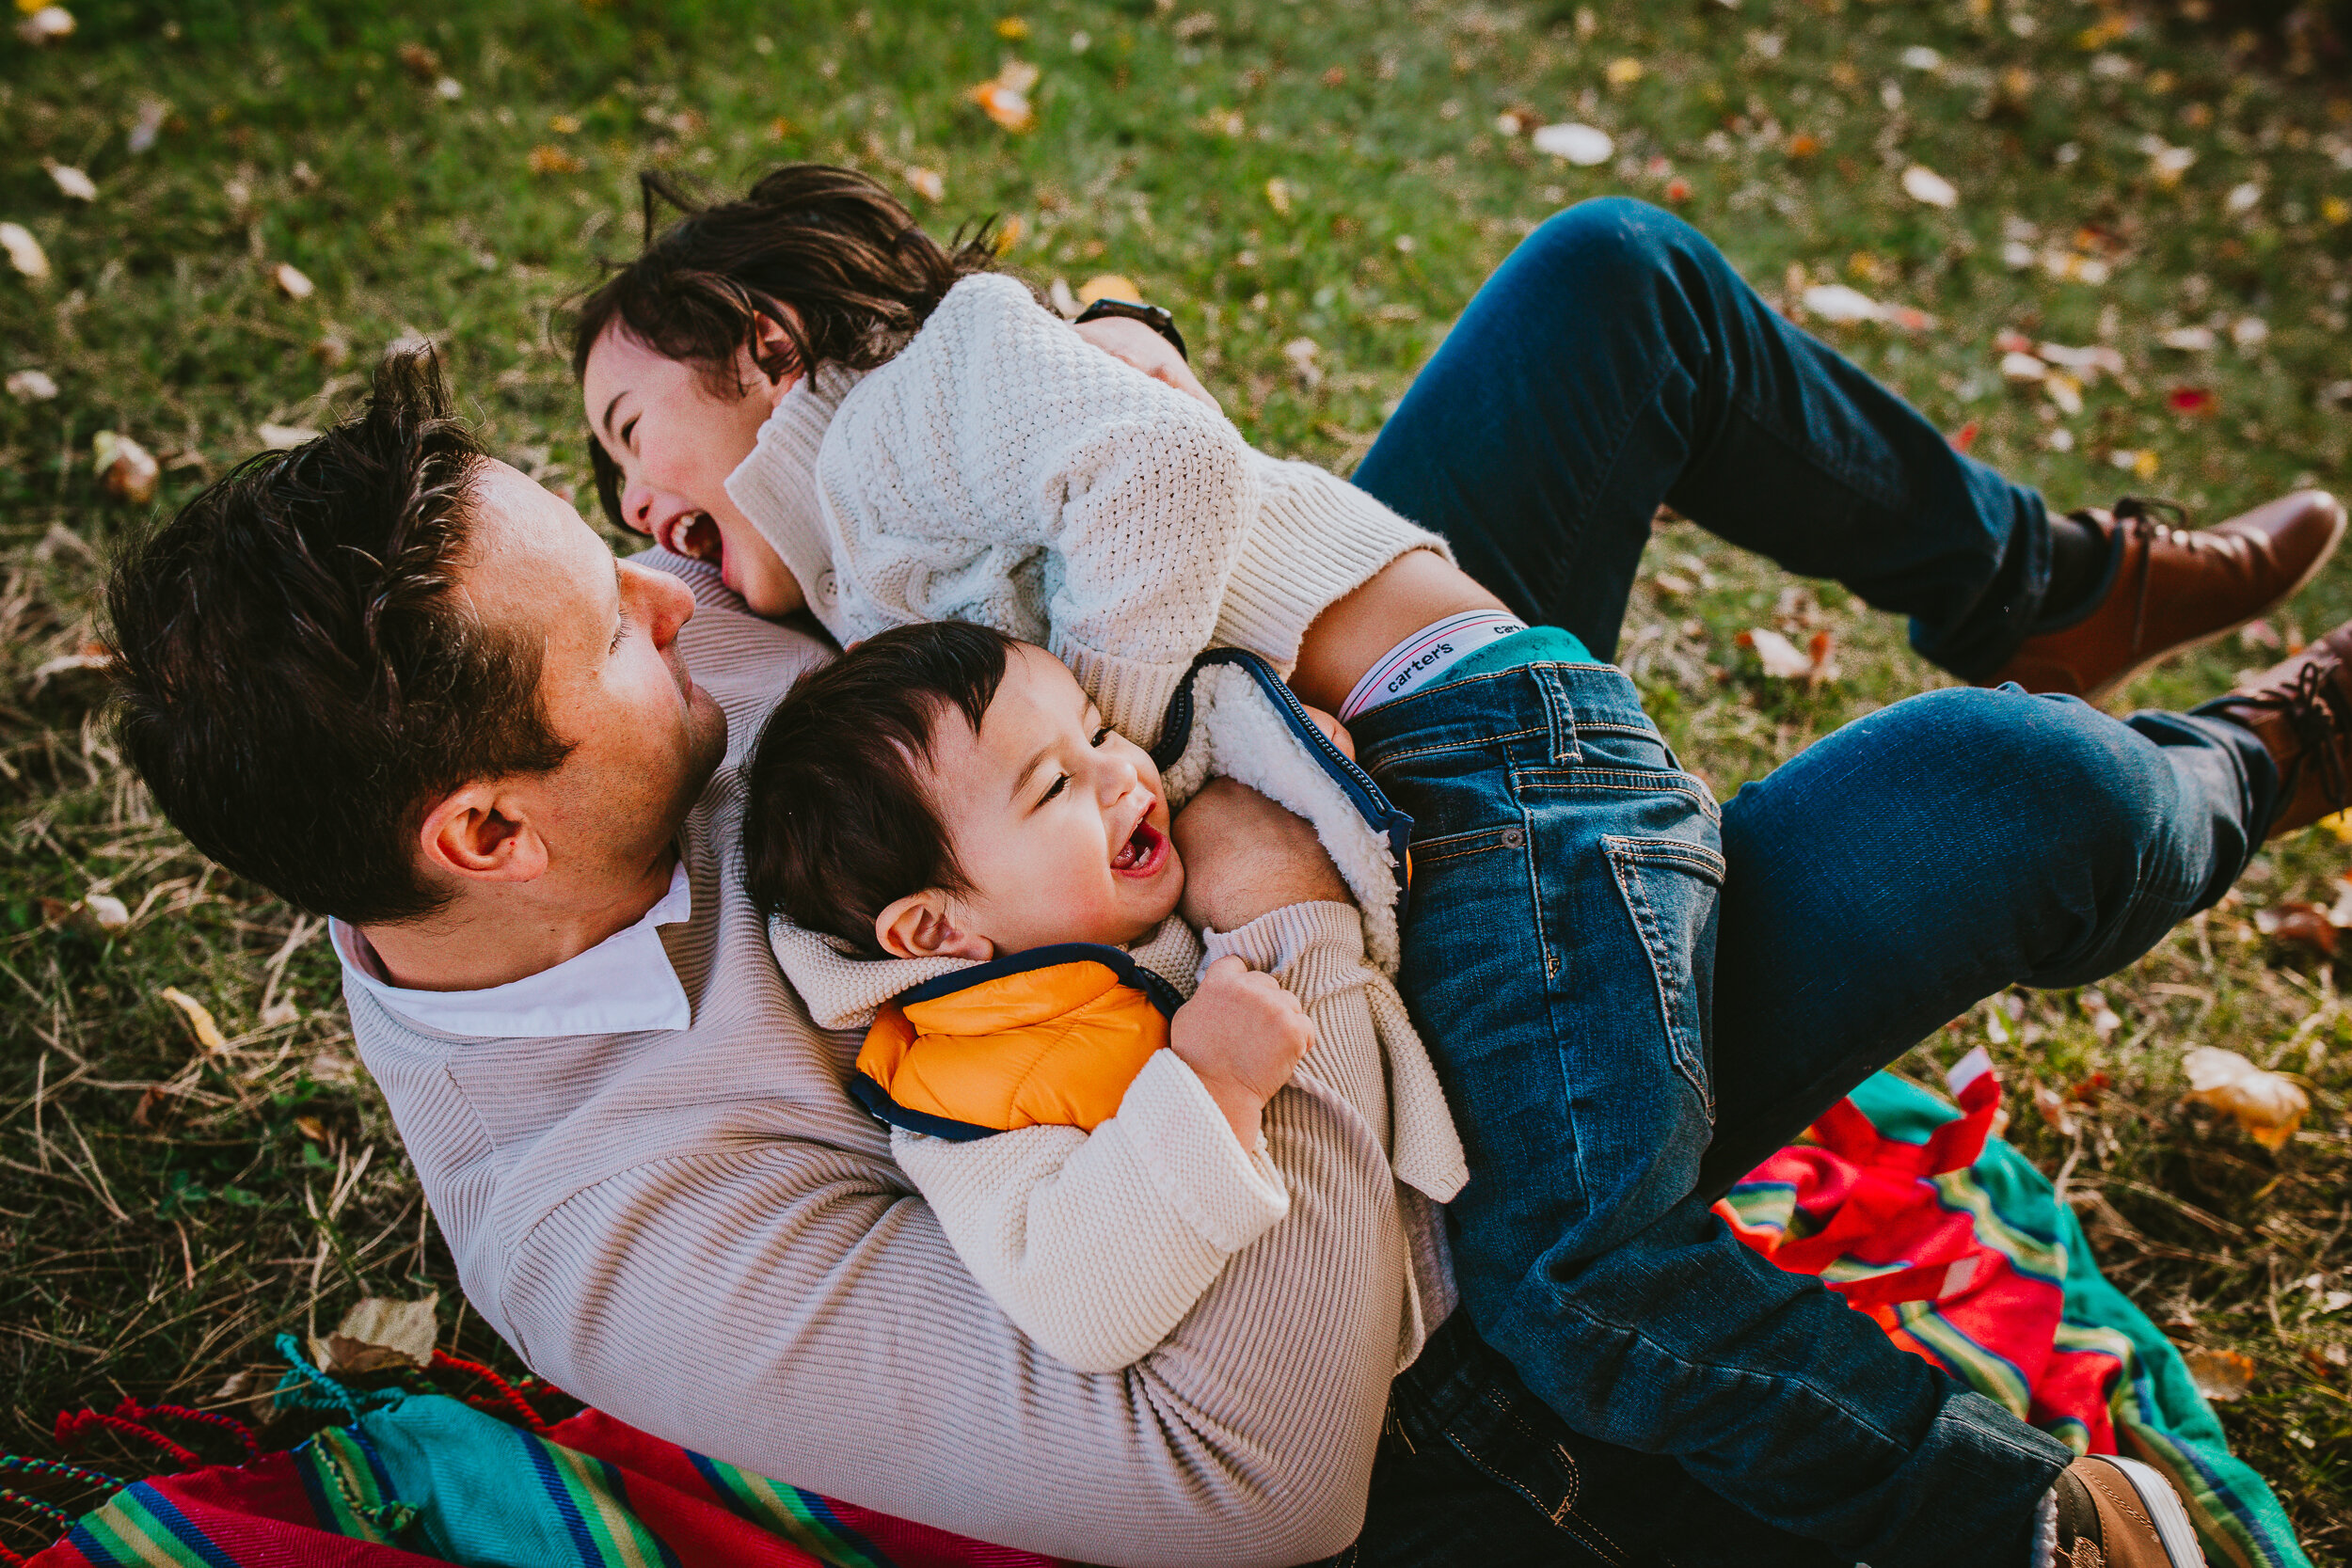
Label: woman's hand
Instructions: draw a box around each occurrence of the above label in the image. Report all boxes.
[1073,316,1222,414]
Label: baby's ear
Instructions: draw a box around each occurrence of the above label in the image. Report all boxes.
[875,892,994,962]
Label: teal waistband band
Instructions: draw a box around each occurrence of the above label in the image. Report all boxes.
[1438,625,1596,685]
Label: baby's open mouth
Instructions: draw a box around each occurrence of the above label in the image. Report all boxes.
[1112,818,1168,876]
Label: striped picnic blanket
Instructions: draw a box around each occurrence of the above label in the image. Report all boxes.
[1720,1053,2311,1568]
[26,1059,2311,1566]
[31,1381,1056,1568]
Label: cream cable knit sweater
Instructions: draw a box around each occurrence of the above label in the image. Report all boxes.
[724,274,1452,742]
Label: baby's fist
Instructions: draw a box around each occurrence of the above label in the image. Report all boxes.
[1169,955,1314,1146]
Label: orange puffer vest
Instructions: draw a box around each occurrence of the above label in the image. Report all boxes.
[851,943,1188,1142]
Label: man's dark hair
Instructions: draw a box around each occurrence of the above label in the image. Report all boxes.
[741,621,1016,955]
[568,164,1000,534]
[107,351,574,925]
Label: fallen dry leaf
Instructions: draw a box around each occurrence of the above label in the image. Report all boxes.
[396,40,441,81]
[91,431,159,504]
[1605,56,1645,87]
[1901,164,1959,208]
[2181,1345,2256,1402]
[2253,900,2336,957]
[2181,1045,2309,1151]
[2159,325,2217,353]
[7,368,58,401]
[903,166,945,202]
[309,1293,440,1377]
[83,891,130,931]
[45,162,96,202]
[273,262,315,301]
[256,423,320,451]
[1738,627,1815,679]
[528,145,584,176]
[1531,122,1613,166]
[2,222,52,281]
[969,79,1036,133]
[1264,177,1294,217]
[16,5,73,44]
[2169,387,2217,414]
[128,98,168,154]
[158,986,229,1054]
[311,330,351,368]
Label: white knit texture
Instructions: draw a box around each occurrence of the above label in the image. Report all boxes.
[344,557,1429,1566]
[724,273,1452,744]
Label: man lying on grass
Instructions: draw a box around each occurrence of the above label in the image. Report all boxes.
[106,349,2343,1565]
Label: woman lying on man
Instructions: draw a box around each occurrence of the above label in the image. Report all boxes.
[571,165,2343,1567]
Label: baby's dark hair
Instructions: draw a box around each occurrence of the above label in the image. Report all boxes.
[742,622,1019,955]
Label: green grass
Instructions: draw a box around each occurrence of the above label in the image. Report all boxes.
[3,0,2349,1558]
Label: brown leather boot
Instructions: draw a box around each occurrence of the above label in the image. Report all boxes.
[2048,1453,2203,1566]
[2207,621,2352,837]
[1986,491,2346,705]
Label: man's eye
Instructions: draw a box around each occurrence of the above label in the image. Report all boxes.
[610,611,630,655]
[1040,773,1069,804]
[1090,726,1112,747]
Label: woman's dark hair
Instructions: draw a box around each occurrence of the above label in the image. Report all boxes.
[569,165,1001,533]
[107,351,573,925]
[741,622,1018,956]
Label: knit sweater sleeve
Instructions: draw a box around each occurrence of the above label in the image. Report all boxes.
[892,1050,1287,1374]
[830,276,1261,743]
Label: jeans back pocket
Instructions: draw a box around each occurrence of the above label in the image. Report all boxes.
[1601,833,1724,1118]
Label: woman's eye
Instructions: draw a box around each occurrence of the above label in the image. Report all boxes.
[1090,726,1112,747]
[620,416,640,449]
[1040,774,1069,804]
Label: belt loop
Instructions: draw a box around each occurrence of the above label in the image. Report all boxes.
[1535,666,1580,765]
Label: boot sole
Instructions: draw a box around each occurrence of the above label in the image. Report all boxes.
[2100,1454,2205,1565]
[2079,501,2349,707]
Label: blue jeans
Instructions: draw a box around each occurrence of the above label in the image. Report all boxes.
[1327,199,2281,1566]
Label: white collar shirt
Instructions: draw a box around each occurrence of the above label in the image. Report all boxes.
[329,858,694,1039]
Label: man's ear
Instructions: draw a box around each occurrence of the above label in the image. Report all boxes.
[747,310,804,406]
[874,891,993,962]
[416,783,549,888]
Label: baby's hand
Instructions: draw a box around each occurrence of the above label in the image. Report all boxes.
[1170,955,1315,1147]
[1299,702,1355,761]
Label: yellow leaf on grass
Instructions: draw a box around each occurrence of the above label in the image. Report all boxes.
[310,1293,440,1377]
[2181,1046,2308,1151]
[1605,57,1645,87]
[159,986,229,1054]
[1076,273,1142,307]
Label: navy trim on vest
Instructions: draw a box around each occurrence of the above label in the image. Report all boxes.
[1151,647,1415,900]
[894,941,1184,1018]
[847,1072,1002,1143]
[856,943,1186,1142]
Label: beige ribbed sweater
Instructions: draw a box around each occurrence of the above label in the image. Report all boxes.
[724,274,1451,742]
[345,552,1447,1565]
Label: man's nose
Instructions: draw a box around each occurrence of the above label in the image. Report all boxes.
[625,561,696,642]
